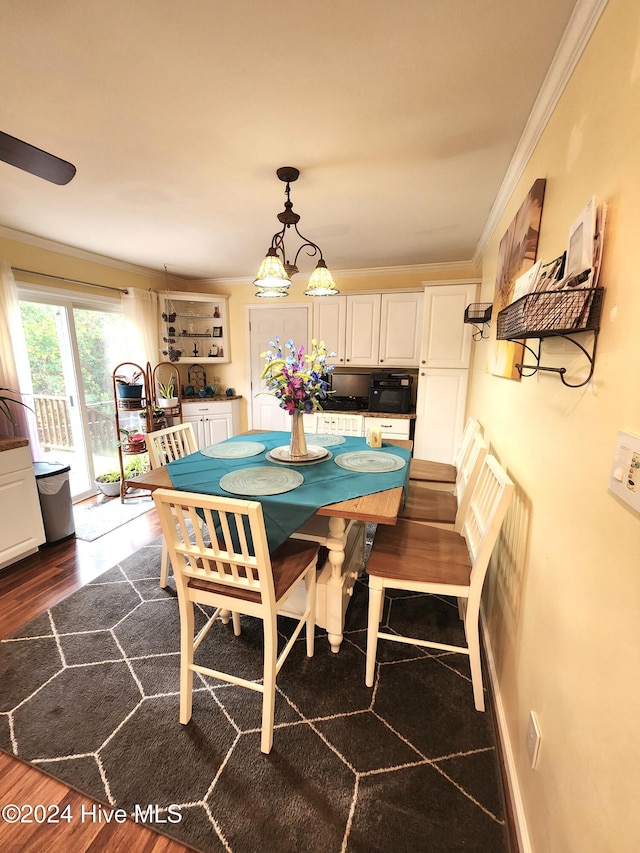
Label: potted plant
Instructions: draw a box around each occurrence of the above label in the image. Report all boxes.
[94,468,122,497]
[95,457,149,497]
[0,387,34,423]
[157,374,178,408]
[114,370,144,401]
[117,428,146,454]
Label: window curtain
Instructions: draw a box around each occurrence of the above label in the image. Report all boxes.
[0,261,40,449]
[120,287,159,371]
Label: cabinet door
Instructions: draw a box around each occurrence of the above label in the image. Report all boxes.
[345,294,381,366]
[379,292,424,366]
[313,296,346,365]
[202,416,232,445]
[182,414,205,449]
[0,465,46,569]
[413,368,468,463]
[420,283,477,368]
[364,416,411,440]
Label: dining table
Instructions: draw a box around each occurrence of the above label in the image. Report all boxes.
[127,429,412,653]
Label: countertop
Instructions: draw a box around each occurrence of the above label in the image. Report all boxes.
[181,395,242,402]
[0,437,29,452]
[320,410,416,420]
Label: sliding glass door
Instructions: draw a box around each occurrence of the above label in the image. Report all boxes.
[17,287,127,501]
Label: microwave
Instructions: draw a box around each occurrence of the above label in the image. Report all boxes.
[368,385,411,414]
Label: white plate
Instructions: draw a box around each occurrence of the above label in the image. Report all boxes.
[269,444,329,463]
[219,466,304,496]
[201,441,265,459]
[303,433,346,447]
[333,450,406,473]
[266,449,333,466]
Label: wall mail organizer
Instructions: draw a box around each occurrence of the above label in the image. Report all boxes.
[496,287,604,387]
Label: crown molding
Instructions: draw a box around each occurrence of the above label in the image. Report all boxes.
[202,259,477,286]
[0,224,171,280]
[473,0,609,265]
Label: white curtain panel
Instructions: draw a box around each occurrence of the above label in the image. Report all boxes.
[0,261,39,446]
[120,287,159,370]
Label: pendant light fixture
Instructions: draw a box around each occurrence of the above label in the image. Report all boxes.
[253,166,339,297]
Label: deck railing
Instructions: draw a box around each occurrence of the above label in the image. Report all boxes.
[34,396,116,455]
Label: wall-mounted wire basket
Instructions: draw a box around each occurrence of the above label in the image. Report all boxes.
[496,287,603,340]
[464,303,493,324]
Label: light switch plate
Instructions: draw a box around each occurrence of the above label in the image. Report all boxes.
[609,430,640,513]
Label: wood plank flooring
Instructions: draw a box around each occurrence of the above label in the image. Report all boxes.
[0,501,194,852]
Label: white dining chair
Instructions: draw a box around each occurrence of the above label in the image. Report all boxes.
[152,487,319,754]
[146,422,199,587]
[409,417,482,485]
[365,454,514,711]
[400,432,488,530]
[314,413,365,436]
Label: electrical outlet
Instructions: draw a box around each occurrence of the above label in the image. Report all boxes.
[526,711,541,769]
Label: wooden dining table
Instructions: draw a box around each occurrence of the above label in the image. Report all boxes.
[127,431,412,653]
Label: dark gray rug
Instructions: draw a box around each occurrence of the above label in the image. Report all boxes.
[0,533,509,853]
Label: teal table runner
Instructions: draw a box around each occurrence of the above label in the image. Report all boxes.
[166,432,411,552]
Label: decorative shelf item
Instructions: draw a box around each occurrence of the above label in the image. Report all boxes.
[496,287,604,387]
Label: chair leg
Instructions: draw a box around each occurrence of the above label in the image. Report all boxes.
[160,539,169,588]
[305,563,317,658]
[179,600,195,724]
[465,600,485,711]
[365,579,384,687]
[261,613,278,754]
[232,611,242,636]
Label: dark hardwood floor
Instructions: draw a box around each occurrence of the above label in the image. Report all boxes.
[0,501,194,852]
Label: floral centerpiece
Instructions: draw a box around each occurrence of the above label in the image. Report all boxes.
[260,337,334,459]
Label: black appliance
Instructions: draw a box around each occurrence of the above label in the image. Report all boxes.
[325,372,371,411]
[368,371,413,414]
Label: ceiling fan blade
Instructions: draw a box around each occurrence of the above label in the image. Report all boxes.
[0,131,76,185]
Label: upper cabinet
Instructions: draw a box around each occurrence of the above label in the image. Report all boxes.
[420,283,477,368]
[313,291,423,367]
[160,291,230,364]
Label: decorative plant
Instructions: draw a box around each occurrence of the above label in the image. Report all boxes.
[158,375,177,399]
[114,370,143,386]
[117,428,146,450]
[95,469,121,484]
[260,337,334,414]
[0,387,34,423]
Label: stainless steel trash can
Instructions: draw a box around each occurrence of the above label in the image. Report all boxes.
[33,462,75,544]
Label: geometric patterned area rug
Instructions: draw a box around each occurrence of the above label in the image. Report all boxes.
[72,492,154,541]
[0,536,509,853]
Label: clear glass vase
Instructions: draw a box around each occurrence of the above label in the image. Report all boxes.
[289,409,308,460]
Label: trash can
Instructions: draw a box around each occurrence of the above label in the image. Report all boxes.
[33,462,75,545]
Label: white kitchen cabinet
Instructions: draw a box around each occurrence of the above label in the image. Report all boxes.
[414,368,469,463]
[420,283,476,368]
[313,291,423,367]
[182,398,240,448]
[364,416,411,440]
[0,443,46,570]
[312,296,346,365]
[379,291,424,367]
[413,283,477,463]
[345,293,381,366]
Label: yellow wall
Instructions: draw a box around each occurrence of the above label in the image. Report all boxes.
[468,1,640,850]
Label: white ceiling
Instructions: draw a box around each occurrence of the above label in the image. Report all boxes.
[0,0,580,281]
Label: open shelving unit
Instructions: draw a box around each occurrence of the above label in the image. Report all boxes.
[496,287,604,387]
[112,362,151,501]
[160,291,230,364]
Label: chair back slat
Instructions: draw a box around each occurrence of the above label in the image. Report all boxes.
[453,432,488,527]
[147,422,198,469]
[453,417,482,470]
[315,414,364,436]
[153,489,275,603]
[461,455,514,593]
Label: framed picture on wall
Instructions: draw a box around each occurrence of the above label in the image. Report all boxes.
[491,178,546,379]
[566,197,596,280]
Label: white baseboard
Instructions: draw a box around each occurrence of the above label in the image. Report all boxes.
[481,608,532,853]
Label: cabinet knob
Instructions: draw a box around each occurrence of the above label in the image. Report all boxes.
[421,372,425,377]
[379,360,383,363]
[421,359,426,364]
